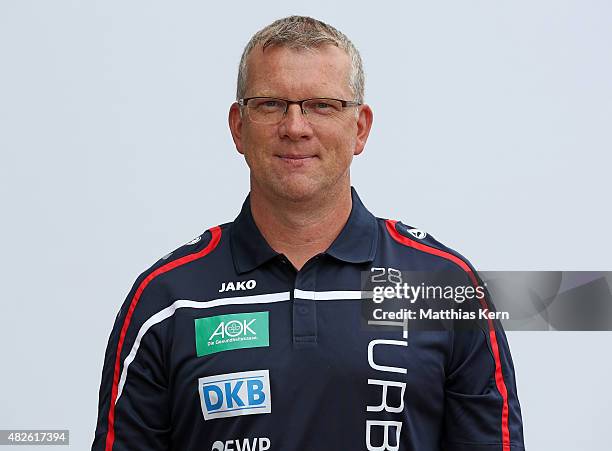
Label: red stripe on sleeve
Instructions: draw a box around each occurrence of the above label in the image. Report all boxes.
[104,226,222,451]
[385,219,510,450]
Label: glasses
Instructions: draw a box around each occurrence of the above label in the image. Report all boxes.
[238,97,362,125]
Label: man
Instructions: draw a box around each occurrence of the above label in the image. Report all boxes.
[92,16,524,451]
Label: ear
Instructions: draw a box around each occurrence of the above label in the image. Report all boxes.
[354,104,373,156]
[228,102,245,155]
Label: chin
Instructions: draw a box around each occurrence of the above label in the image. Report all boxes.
[271,179,325,203]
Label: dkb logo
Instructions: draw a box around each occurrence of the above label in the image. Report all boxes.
[198,370,271,420]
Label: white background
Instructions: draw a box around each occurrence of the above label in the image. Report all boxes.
[1,1,611,449]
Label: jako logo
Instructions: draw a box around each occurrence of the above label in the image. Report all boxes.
[198,370,271,420]
[219,280,257,292]
[407,228,427,240]
[211,437,271,451]
[186,235,202,245]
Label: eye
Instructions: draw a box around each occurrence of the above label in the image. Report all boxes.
[314,102,332,109]
[306,99,342,114]
[253,99,284,111]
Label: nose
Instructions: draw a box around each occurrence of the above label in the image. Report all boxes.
[278,103,313,140]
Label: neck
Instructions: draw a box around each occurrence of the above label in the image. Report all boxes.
[249,184,353,270]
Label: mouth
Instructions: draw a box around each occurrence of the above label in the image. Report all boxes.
[276,154,317,160]
[275,154,318,165]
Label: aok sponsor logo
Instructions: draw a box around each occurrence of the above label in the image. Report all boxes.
[198,370,271,421]
[219,280,257,292]
[195,312,269,357]
[211,437,271,451]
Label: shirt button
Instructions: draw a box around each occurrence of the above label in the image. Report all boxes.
[298,306,309,315]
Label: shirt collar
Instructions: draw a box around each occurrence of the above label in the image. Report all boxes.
[230,186,378,274]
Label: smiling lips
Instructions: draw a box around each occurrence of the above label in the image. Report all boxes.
[278,154,316,159]
[276,154,318,166]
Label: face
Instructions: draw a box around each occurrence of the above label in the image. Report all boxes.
[229,44,373,202]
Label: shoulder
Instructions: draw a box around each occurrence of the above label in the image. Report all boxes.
[110,223,230,329]
[126,223,228,304]
[152,223,226,270]
[378,217,479,276]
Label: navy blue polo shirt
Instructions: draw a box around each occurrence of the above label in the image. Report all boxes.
[92,187,524,451]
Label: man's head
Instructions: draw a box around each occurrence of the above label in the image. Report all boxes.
[229,16,373,203]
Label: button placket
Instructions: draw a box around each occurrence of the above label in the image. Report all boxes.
[292,257,319,348]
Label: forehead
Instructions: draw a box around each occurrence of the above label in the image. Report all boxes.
[244,44,352,98]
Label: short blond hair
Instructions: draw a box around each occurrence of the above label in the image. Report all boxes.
[236,15,365,103]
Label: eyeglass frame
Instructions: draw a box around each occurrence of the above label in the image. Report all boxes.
[237,96,362,123]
